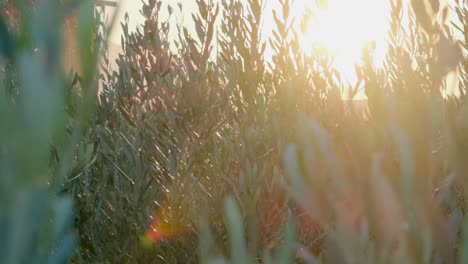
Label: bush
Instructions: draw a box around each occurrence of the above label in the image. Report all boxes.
[3,0,468,263]
[71,0,468,262]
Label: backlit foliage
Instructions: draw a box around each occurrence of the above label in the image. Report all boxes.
[2,0,468,263]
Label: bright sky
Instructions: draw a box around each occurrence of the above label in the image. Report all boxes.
[106,0,456,84]
[105,0,394,81]
[298,0,393,81]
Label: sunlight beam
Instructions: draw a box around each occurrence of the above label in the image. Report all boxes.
[297,0,392,82]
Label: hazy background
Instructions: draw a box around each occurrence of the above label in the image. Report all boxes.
[105,0,334,60]
[103,0,457,91]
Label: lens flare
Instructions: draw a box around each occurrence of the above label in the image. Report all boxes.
[142,198,193,246]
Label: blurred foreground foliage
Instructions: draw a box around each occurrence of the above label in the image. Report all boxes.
[0,0,101,263]
[2,0,468,263]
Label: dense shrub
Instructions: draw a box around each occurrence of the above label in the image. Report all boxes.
[67,0,468,263]
[2,0,468,263]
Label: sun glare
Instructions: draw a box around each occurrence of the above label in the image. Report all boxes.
[297,0,391,81]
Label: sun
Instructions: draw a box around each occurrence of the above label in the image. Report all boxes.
[297,0,391,81]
